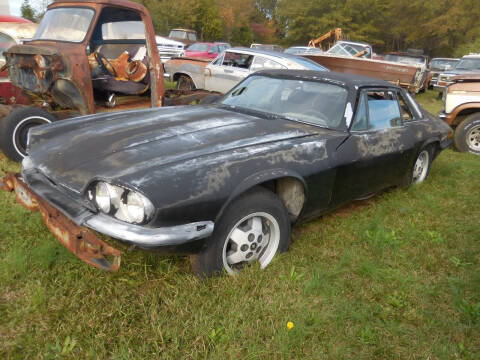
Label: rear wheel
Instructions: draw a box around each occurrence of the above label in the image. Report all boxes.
[190,187,290,277]
[453,114,480,155]
[176,75,195,91]
[0,107,57,162]
[403,145,433,187]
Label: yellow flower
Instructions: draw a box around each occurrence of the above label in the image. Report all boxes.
[286,321,294,331]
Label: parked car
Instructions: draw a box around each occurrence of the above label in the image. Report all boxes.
[426,58,459,89]
[156,35,185,63]
[439,74,480,154]
[168,28,197,46]
[435,54,480,92]
[250,43,283,52]
[2,70,452,276]
[284,46,323,55]
[165,47,328,93]
[185,42,231,59]
[0,16,38,107]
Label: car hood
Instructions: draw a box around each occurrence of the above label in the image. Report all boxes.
[27,106,322,194]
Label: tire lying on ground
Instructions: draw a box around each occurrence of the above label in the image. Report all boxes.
[453,113,480,155]
[0,107,57,162]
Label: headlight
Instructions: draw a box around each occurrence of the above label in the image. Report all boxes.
[91,181,155,224]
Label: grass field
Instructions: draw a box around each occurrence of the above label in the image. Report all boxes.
[0,91,479,359]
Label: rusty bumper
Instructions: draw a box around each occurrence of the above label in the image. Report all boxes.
[2,173,121,271]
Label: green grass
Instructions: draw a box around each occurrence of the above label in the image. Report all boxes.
[416,90,444,115]
[0,91,479,359]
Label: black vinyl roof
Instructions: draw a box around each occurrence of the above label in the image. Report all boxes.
[253,69,396,88]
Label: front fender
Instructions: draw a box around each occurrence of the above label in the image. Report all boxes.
[215,168,307,222]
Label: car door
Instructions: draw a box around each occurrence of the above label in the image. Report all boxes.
[204,51,253,93]
[332,88,416,203]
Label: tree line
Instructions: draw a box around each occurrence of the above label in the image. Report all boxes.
[21,0,480,57]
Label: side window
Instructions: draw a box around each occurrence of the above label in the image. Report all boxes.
[211,45,219,53]
[366,91,402,130]
[351,93,368,131]
[250,56,286,71]
[212,53,224,66]
[187,33,197,41]
[397,91,414,121]
[222,52,254,69]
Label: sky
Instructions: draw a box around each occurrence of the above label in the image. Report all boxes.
[10,0,21,16]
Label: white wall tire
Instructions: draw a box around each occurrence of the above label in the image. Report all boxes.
[0,107,57,162]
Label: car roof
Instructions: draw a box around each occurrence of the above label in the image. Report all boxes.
[253,69,395,88]
[228,47,303,60]
[462,54,480,59]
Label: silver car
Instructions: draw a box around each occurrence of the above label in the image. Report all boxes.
[165,47,329,94]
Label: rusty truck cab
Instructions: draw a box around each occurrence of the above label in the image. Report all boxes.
[6,0,164,116]
[0,0,169,162]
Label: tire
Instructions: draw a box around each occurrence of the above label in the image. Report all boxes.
[403,145,433,187]
[176,75,195,91]
[0,107,57,162]
[453,114,480,155]
[190,187,291,277]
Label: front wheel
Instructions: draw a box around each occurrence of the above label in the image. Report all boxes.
[190,187,291,277]
[453,114,480,155]
[0,107,57,162]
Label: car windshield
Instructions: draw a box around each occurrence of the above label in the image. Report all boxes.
[169,30,189,39]
[187,43,210,52]
[385,54,425,65]
[220,75,348,129]
[430,59,458,71]
[328,42,366,57]
[33,7,94,42]
[455,58,480,70]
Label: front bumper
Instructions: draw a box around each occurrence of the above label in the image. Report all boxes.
[2,172,214,271]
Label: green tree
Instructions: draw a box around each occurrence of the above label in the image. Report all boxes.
[21,0,37,22]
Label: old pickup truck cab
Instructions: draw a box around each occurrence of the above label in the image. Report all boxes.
[0,0,210,162]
